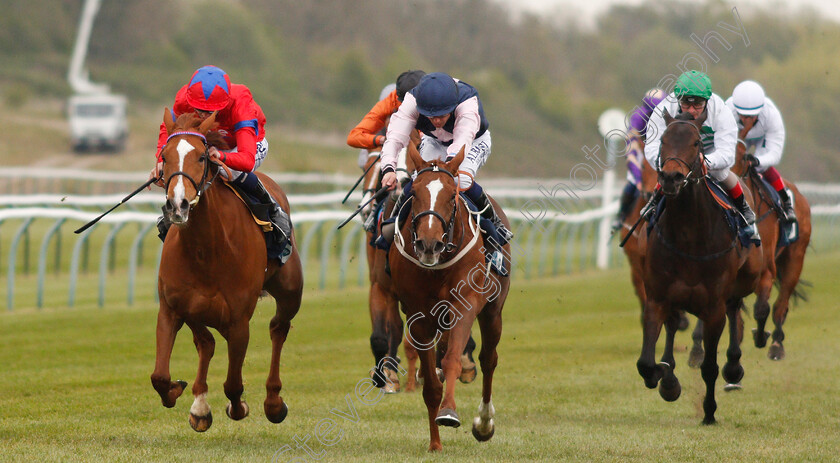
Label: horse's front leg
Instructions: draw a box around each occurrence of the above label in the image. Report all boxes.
[751,266,774,348]
[407,315,443,452]
[436,315,475,429]
[150,302,187,408]
[657,311,681,402]
[222,320,250,421]
[722,298,745,390]
[700,309,726,425]
[187,323,215,432]
[688,319,705,368]
[637,300,666,389]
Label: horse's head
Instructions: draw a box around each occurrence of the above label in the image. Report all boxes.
[159,108,217,224]
[658,110,707,196]
[405,143,464,266]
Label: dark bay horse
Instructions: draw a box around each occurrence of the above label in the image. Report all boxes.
[151,110,303,431]
[389,144,509,451]
[733,138,811,360]
[637,111,762,425]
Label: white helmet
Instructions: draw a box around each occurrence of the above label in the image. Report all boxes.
[732,80,765,116]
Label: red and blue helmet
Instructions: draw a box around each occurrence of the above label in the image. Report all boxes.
[186,65,232,111]
[413,72,459,117]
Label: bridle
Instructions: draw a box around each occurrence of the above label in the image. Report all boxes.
[409,164,460,254]
[162,131,218,207]
[657,120,705,191]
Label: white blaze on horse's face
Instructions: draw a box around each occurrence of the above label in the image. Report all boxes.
[170,139,194,222]
[426,180,444,229]
[415,178,446,266]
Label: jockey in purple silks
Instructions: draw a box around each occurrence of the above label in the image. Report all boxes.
[612,88,667,231]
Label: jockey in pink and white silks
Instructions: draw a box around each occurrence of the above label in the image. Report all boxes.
[644,70,760,244]
[725,80,796,223]
[378,72,513,262]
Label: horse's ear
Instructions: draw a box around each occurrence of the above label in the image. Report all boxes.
[445,146,466,175]
[406,137,427,173]
[163,107,175,134]
[198,111,218,134]
[663,109,674,126]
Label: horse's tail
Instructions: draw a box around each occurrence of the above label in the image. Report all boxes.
[774,278,812,306]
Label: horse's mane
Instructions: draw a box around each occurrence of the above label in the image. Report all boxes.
[172,112,229,150]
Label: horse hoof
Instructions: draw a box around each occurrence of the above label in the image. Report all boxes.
[687,347,704,369]
[752,328,771,348]
[383,381,400,394]
[189,411,213,432]
[435,408,461,428]
[459,366,477,384]
[265,400,288,424]
[471,417,495,442]
[702,416,717,426]
[226,401,250,421]
[723,383,743,392]
[768,342,785,361]
[658,379,681,402]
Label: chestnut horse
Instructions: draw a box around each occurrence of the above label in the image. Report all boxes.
[637,111,762,424]
[361,143,477,394]
[732,138,811,360]
[389,144,509,451]
[151,111,303,431]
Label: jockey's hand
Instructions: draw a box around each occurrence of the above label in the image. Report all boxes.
[382,171,398,191]
[207,146,222,163]
[148,161,164,189]
[745,154,760,168]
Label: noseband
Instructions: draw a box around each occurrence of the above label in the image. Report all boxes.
[658,120,705,190]
[162,131,215,207]
[410,164,459,254]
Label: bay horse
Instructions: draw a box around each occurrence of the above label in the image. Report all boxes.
[361,140,477,394]
[637,110,762,424]
[389,143,509,451]
[732,137,811,360]
[151,110,303,431]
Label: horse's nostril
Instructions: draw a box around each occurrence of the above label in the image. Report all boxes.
[414,240,425,252]
[180,198,190,211]
[433,241,445,253]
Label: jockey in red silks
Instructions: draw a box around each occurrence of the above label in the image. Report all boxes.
[726,80,796,223]
[150,65,291,254]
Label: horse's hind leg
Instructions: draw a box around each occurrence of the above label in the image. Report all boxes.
[459,334,478,384]
[369,282,398,391]
[150,303,187,408]
[769,248,805,360]
[722,299,745,390]
[187,323,215,432]
[264,273,302,424]
[688,319,704,369]
[751,265,775,348]
[472,306,502,443]
[221,320,251,421]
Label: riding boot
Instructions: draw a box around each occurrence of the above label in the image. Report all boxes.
[777,187,797,223]
[732,194,761,245]
[248,178,291,242]
[471,189,514,244]
[156,206,171,242]
[613,183,639,232]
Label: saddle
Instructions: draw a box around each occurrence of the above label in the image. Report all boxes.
[224,181,291,263]
[647,177,757,248]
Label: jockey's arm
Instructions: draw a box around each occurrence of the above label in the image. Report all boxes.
[446,98,481,158]
[347,96,393,150]
[706,97,738,171]
[380,95,419,189]
[753,109,785,167]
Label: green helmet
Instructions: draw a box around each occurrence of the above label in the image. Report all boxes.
[674,71,712,101]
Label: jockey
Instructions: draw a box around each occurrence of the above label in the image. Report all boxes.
[150,65,291,253]
[379,72,513,253]
[347,70,426,168]
[725,80,796,223]
[644,70,760,244]
[612,88,667,231]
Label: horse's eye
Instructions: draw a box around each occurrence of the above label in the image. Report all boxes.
[694,140,700,147]
[197,155,206,163]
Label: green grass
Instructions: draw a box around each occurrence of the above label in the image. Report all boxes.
[1,249,839,462]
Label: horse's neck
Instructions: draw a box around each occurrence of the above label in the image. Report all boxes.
[660,181,728,243]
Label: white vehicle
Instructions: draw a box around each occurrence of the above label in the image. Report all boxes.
[67,93,128,152]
